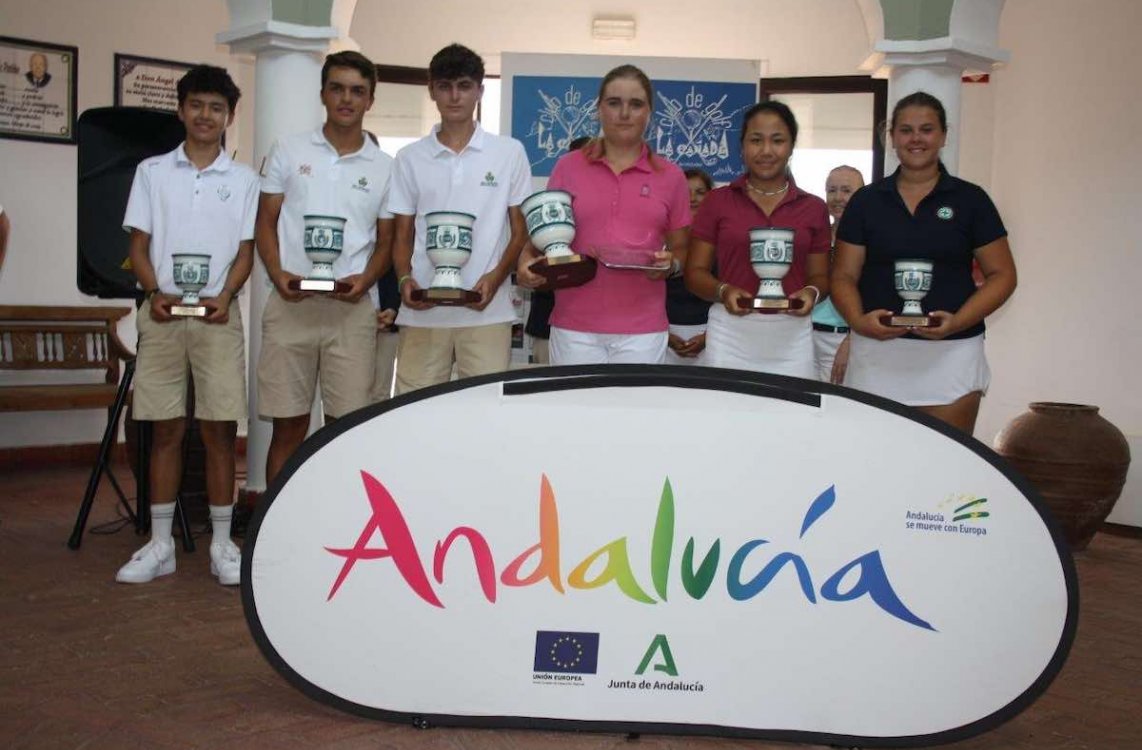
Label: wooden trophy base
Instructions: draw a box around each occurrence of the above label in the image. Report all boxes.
[751,297,805,314]
[170,305,207,317]
[288,278,352,294]
[411,287,481,306]
[880,313,936,328]
[534,254,597,290]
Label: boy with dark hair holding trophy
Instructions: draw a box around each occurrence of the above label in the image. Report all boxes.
[390,43,532,394]
[117,64,259,585]
[256,51,394,483]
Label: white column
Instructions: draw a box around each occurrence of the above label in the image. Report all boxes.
[217,22,335,493]
[872,41,1008,176]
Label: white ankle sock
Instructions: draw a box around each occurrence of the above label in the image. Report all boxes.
[209,504,234,547]
[150,502,175,545]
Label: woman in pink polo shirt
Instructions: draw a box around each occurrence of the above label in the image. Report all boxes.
[517,65,691,365]
[684,101,830,378]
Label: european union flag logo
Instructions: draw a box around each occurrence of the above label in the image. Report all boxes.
[533,631,600,674]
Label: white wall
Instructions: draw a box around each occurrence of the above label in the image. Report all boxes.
[980,0,1140,517]
[0,0,251,447]
[980,0,1141,439]
[348,0,871,76]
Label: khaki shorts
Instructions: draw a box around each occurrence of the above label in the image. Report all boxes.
[394,323,511,395]
[257,292,376,419]
[134,301,246,422]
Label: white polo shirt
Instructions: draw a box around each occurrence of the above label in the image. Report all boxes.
[262,129,394,305]
[123,144,259,299]
[389,123,532,328]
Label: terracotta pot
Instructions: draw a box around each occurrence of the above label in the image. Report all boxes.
[994,402,1131,551]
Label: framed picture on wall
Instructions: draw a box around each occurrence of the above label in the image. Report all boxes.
[114,53,193,112]
[0,36,79,144]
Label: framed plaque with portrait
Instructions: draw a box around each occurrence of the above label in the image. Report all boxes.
[0,36,79,144]
[114,53,193,112]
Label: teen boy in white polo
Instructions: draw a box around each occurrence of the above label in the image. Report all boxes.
[390,43,532,394]
[116,65,258,586]
[256,51,394,484]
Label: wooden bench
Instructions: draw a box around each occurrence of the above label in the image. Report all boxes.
[0,305,133,412]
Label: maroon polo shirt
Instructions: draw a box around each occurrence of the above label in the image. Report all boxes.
[691,175,831,296]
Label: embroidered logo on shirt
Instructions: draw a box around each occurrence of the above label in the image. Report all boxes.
[640,184,651,197]
[937,206,954,220]
[352,175,370,192]
[298,164,313,177]
[217,185,231,202]
[480,171,498,187]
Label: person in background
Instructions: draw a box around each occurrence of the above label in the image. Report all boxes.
[370,265,401,402]
[685,101,830,377]
[832,91,1017,434]
[115,65,258,586]
[813,165,864,383]
[664,168,714,364]
[517,64,691,365]
[524,135,592,365]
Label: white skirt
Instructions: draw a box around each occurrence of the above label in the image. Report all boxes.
[812,330,848,383]
[664,323,708,366]
[846,333,991,406]
[703,304,815,378]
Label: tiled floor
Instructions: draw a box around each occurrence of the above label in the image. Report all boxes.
[1,463,1139,749]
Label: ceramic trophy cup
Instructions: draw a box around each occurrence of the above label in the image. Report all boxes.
[521,189,595,289]
[290,215,350,293]
[881,259,936,327]
[410,211,481,305]
[170,253,210,317]
[748,227,802,312]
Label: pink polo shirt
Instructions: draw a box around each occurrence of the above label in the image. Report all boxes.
[692,175,831,296]
[548,147,691,334]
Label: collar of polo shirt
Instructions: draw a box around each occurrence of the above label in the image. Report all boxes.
[175,143,232,173]
[880,161,954,194]
[430,122,487,156]
[309,128,378,161]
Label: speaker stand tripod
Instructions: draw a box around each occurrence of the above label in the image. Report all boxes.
[67,358,194,552]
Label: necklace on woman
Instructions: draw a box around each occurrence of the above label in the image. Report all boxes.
[747,179,789,197]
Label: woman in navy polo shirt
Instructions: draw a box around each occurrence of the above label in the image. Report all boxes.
[832,92,1017,434]
[685,101,831,377]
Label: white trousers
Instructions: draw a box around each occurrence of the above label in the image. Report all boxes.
[549,327,668,365]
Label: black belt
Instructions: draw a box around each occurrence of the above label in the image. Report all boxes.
[813,323,850,333]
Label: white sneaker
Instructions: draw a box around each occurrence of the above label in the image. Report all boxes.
[115,539,176,583]
[210,540,241,586]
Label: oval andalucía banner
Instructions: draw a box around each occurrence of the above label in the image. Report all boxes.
[242,365,1077,747]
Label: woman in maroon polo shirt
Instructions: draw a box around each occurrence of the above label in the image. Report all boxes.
[684,101,831,377]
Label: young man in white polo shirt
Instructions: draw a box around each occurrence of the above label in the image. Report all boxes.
[391,43,532,394]
[256,51,394,483]
[116,65,259,586]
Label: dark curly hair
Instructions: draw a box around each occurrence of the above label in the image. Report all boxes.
[176,65,241,110]
[429,43,484,84]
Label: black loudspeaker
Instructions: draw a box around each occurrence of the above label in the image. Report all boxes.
[77,107,184,298]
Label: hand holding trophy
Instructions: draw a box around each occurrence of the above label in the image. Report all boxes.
[170,253,210,317]
[410,211,481,306]
[521,189,596,289]
[747,227,803,313]
[290,215,351,293]
[880,259,936,327]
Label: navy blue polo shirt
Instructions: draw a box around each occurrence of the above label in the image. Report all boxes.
[836,164,1006,340]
